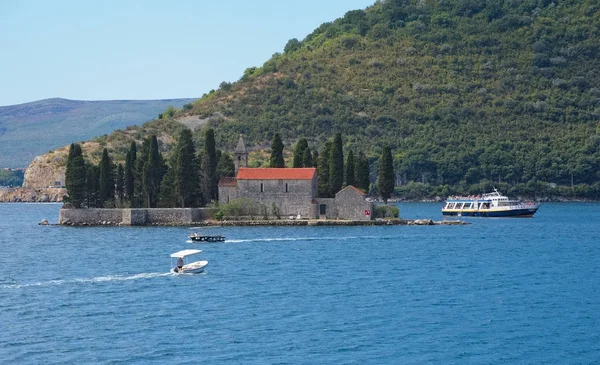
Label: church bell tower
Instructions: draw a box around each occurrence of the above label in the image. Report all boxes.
[234,135,248,174]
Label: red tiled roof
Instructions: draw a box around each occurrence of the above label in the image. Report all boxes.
[217,177,237,187]
[336,185,366,196]
[236,167,316,180]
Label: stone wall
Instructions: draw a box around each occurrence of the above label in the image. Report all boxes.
[335,187,374,221]
[218,185,238,204]
[60,208,216,226]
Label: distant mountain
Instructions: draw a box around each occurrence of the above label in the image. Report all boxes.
[0,98,196,167]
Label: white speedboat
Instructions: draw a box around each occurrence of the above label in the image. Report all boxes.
[170,249,208,274]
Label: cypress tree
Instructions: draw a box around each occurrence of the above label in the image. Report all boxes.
[135,138,150,207]
[270,133,285,168]
[157,164,177,207]
[204,128,218,202]
[115,163,124,203]
[302,147,313,168]
[175,128,202,207]
[65,143,87,208]
[318,141,332,197]
[329,133,344,195]
[217,152,235,178]
[293,138,308,168]
[355,151,370,192]
[98,148,114,207]
[312,150,319,169]
[378,146,395,204]
[346,150,355,187]
[143,136,162,208]
[85,163,100,208]
[124,142,136,202]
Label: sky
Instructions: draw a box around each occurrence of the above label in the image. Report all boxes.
[0,0,375,107]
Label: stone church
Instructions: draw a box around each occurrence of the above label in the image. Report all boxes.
[218,136,374,220]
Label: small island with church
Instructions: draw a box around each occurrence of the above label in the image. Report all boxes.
[58,131,465,227]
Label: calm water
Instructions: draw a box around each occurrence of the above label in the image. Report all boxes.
[1,203,599,364]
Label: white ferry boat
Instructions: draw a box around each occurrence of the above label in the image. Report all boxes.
[442,189,539,217]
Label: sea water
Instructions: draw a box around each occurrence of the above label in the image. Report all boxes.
[1,203,599,364]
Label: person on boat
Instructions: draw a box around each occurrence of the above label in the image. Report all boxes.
[176,257,184,272]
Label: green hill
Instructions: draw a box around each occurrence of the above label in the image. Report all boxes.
[0,98,195,168]
[38,0,600,199]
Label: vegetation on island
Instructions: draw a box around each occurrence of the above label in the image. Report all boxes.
[58,0,600,200]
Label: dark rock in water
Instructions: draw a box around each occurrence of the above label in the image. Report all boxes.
[39,219,49,225]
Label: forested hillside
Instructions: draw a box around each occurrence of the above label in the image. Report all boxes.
[38,0,600,199]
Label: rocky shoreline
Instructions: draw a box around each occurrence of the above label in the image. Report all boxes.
[0,187,66,202]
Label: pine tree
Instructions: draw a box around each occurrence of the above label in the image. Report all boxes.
[115,163,124,203]
[355,151,370,192]
[346,150,355,187]
[302,147,313,168]
[143,136,162,208]
[293,138,308,167]
[98,148,114,207]
[318,141,332,197]
[124,142,136,202]
[65,143,87,208]
[204,128,218,202]
[329,133,344,195]
[175,128,202,207]
[378,146,395,204]
[270,133,285,168]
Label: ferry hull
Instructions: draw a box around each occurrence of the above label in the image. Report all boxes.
[442,208,538,217]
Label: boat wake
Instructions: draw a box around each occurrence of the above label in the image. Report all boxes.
[227,235,393,243]
[1,272,172,290]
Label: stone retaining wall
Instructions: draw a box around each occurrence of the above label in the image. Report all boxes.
[60,208,216,226]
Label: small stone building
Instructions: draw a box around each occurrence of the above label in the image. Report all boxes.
[218,136,373,220]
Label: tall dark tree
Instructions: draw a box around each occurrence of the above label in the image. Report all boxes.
[329,133,344,194]
[270,133,285,168]
[378,146,395,204]
[312,150,319,169]
[175,128,202,207]
[318,141,332,197]
[302,147,313,168]
[217,152,235,178]
[157,164,177,208]
[124,142,136,202]
[135,138,150,207]
[355,151,370,192]
[85,163,100,208]
[204,128,218,202]
[98,148,114,207]
[293,138,309,167]
[143,136,162,208]
[65,143,87,208]
[346,150,355,187]
[115,163,124,203]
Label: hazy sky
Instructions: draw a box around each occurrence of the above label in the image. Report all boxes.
[0,0,375,106]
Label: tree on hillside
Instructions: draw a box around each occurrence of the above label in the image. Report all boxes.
[293,138,309,167]
[378,146,395,204]
[346,150,355,187]
[143,136,164,208]
[65,143,87,208]
[312,150,319,169]
[318,141,332,197]
[302,147,313,168]
[355,151,370,192]
[270,133,285,168]
[329,133,344,194]
[124,142,136,202]
[175,128,202,207]
[98,148,114,207]
[203,128,218,202]
[135,138,150,208]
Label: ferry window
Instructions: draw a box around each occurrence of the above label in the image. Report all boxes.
[285,183,288,193]
[260,183,264,193]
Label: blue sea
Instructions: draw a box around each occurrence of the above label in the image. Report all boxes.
[1,203,599,364]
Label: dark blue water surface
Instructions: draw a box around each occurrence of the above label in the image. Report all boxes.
[1,203,599,364]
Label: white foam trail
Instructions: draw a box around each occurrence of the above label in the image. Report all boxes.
[1,272,172,289]
[226,235,390,243]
